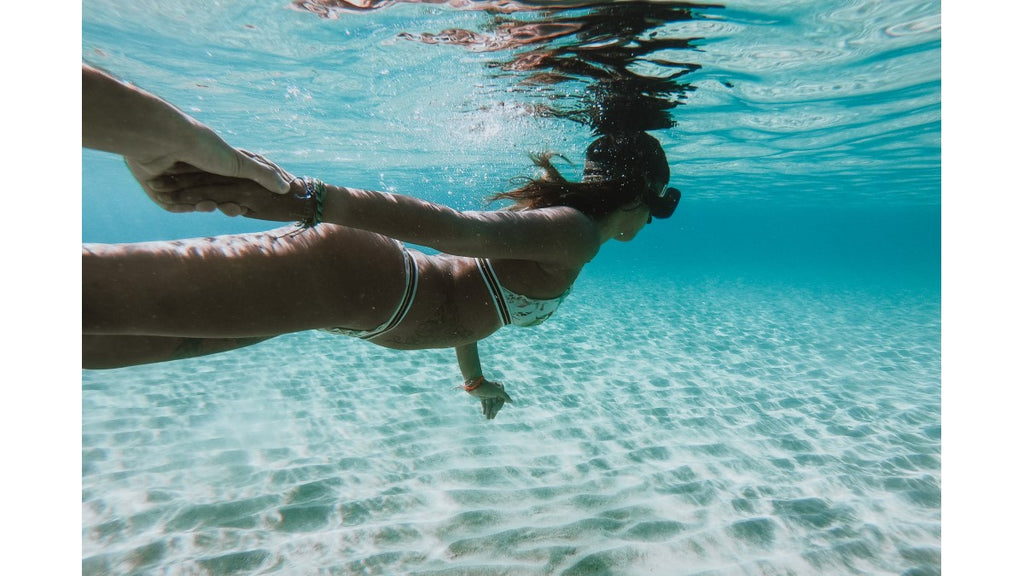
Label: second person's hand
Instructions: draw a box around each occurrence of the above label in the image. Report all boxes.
[125,140,293,214]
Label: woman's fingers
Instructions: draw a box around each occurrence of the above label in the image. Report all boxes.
[149,171,237,192]
[468,380,513,419]
[217,202,248,217]
[482,397,505,419]
[194,200,219,213]
[496,383,513,403]
[161,203,198,214]
[156,179,261,207]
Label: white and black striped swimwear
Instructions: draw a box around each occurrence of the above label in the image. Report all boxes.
[321,243,419,340]
[475,258,571,328]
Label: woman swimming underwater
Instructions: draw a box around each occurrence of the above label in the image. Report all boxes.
[81,68,680,419]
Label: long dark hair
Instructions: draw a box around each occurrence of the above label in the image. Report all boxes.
[490,132,670,220]
[488,152,627,220]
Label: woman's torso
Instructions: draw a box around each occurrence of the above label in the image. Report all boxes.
[369,249,581,350]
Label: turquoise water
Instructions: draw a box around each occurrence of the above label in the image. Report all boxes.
[82,1,941,574]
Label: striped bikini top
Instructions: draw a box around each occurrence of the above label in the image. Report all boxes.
[475,258,572,328]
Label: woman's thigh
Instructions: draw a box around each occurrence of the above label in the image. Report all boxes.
[83,225,407,338]
[82,334,274,369]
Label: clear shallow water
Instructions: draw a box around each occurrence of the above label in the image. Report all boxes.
[83,281,939,575]
[82,0,940,574]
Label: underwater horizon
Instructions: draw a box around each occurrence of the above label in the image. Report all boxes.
[79,1,944,574]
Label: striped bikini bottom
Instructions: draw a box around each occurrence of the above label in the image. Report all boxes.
[320,243,418,340]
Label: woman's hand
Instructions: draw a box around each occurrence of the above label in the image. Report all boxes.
[125,144,293,214]
[139,167,315,223]
[465,378,513,420]
[125,149,296,215]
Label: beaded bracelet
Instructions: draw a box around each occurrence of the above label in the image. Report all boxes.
[463,376,485,391]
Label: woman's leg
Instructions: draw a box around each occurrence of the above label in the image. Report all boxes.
[83,334,273,369]
[83,224,408,339]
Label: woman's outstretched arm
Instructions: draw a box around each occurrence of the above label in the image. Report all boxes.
[456,342,512,420]
[322,185,601,265]
[157,175,603,267]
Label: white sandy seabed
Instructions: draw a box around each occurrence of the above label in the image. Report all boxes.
[83,274,940,576]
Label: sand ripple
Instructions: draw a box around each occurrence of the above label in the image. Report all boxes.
[83,279,939,575]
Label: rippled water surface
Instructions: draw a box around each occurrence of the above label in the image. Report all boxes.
[82,0,941,574]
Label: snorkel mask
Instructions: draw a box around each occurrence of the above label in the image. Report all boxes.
[644,183,680,219]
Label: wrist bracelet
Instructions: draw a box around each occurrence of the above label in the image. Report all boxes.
[297,177,325,229]
[463,376,485,391]
[313,178,325,224]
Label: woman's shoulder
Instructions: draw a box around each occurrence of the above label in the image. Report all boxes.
[526,205,598,228]
[458,204,601,267]
[526,206,602,264]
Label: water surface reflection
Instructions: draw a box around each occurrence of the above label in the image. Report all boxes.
[295,0,725,136]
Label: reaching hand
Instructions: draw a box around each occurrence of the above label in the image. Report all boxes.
[126,144,294,214]
[465,379,513,420]
[81,64,292,207]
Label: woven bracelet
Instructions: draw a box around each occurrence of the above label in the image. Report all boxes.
[297,177,325,229]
